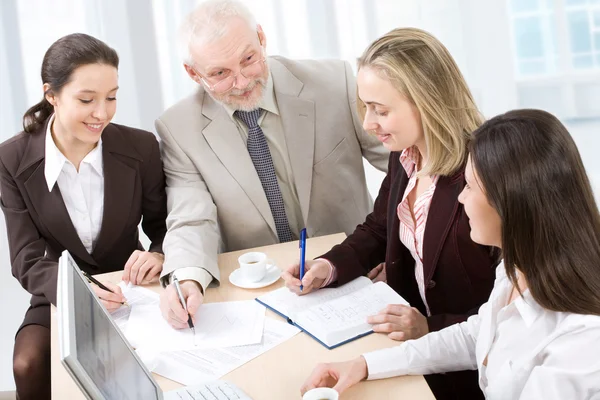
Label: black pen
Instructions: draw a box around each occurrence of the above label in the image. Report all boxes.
[82,271,128,306]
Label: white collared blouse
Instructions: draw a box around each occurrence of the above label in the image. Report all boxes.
[44,114,104,253]
[363,261,600,399]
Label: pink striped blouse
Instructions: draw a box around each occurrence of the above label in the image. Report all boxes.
[397,146,439,316]
[319,148,439,307]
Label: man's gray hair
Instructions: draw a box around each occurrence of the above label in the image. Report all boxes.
[178,0,258,65]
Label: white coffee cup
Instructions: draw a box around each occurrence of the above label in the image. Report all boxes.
[302,387,339,400]
[237,252,273,283]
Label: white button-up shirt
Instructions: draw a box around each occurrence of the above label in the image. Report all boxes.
[363,261,600,399]
[44,114,104,253]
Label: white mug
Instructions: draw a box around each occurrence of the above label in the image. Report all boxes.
[302,387,339,400]
[237,252,273,283]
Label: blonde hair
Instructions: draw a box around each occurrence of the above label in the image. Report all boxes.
[357,28,483,177]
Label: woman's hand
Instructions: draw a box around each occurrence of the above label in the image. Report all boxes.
[301,357,369,396]
[367,304,429,341]
[91,281,126,312]
[367,262,387,283]
[281,259,331,295]
[122,250,164,285]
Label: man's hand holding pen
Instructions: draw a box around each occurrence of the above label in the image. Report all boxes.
[159,278,204,330]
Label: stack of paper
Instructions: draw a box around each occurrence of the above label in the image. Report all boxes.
[153,318,300,385]
[125,301,266,352]
[109,282,301,384]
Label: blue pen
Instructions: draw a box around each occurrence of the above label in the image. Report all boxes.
[299,228,307,291]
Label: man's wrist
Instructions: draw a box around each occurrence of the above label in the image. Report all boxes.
[169,267,213,294]
[180,279,204,295]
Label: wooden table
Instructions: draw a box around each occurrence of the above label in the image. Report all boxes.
[51,233,435,399]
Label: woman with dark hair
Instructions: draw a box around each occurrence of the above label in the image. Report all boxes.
[301,109,600,399]
[0,33,167,399]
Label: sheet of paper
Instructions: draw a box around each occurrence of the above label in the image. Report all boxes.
[153,318,301,385]
[295,281,409,346]
[126,300,266,353]
[110,282,160,332]
[257,276,372,319]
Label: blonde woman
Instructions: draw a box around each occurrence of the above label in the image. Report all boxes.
[282,28,497,399]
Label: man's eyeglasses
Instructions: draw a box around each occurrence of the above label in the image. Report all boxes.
[194,52,266,94]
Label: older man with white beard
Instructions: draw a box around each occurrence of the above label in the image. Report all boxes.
[156,0,389,328]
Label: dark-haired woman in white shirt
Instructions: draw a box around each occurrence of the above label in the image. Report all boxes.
[0,33,167,400]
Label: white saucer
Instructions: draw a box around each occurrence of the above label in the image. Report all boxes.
[229,264,281,289]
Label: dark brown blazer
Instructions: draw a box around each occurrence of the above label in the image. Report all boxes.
[0,121,167,330]
[321,152,498,400]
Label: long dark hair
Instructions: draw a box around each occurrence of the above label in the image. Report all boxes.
[470,109,600,315]
[22,33,119,133]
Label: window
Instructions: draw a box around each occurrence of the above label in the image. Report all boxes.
[509,0,558,76]
[509,0,600,76]
[565,0,600,69]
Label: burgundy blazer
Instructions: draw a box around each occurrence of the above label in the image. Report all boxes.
[321,152,497,330]
[0,121,167,330]
[320,152,498,400]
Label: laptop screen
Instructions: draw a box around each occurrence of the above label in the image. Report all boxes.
[62,253,160,399]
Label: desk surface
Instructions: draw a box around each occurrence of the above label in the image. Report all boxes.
[51,233,435,400]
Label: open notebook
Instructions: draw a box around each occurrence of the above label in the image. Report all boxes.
[256,276,409,349]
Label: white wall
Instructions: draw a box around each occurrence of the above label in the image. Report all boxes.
[566,119,600,197]
[0,0,31,390]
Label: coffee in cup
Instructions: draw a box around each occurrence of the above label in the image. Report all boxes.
[237,252,274,283]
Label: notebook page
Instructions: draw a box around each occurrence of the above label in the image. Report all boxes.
[256,276,372,320]
[294,281,409,347]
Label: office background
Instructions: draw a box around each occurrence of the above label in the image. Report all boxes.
[0,0,599,392]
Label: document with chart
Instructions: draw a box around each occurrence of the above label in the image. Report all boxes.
[125,300,266,353]
[256,277,409,349]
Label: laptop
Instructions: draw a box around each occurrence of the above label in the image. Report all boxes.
[57,250,252,400]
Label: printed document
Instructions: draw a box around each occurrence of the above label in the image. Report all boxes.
[153,318,300,385]
[125,300,266,352]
